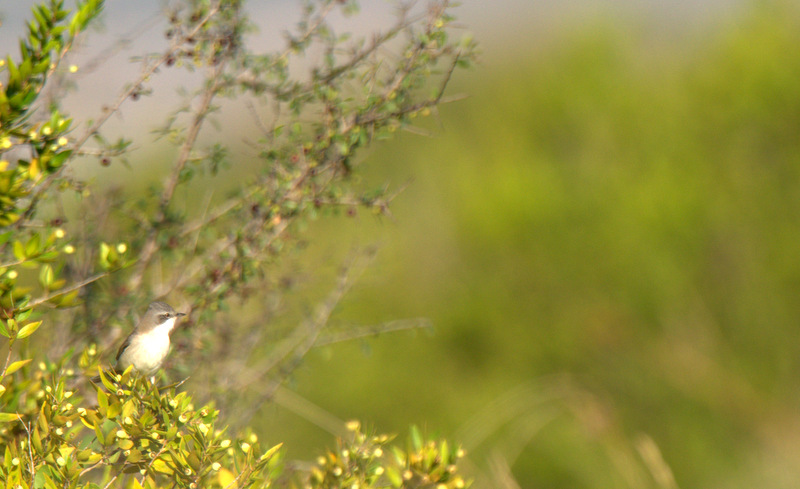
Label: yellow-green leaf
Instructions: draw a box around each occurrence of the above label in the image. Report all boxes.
[96,388,108,417]
[259,442,283,462]
[5,319,17,336]
[121,399,136,420]
[98,368,116,391]
[79,416,94,429]
[106,398,122,419]
[152,458,174,475]
[38,407,49,432]
[94,423,105,447]
[386,466,403,488]
[13,241,25,261]
[33,425,43,453]
[39,264,54,288]
[25,234,41,257]
[5,358,31,375]
[16,320,42,339]
[126,448,142,463]
[76,448,94,462]
[0,412,21,422]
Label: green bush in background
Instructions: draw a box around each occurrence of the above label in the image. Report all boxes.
[286,2,800,488]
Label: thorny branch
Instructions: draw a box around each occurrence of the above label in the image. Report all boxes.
[18,4,223,228]
[4,0,476,417]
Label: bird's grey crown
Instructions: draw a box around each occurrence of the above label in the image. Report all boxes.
[146,301,177,314]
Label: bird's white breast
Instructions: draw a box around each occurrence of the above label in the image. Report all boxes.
[118,317,176,375]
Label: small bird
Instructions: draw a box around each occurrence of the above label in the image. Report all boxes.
[115,301,186,379]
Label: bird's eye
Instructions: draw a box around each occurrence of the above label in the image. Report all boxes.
[159,314,170,322]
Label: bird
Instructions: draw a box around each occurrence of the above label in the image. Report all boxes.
[114,301,186,380]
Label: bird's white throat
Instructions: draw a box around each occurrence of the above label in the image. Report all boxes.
[138,317,177,351]
[151,317,177,336]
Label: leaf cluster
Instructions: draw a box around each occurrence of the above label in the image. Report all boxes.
[0,350,469,489]
[0,0,102,225]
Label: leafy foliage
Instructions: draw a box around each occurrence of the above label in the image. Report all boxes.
[0,0,102,367]
[0,353,464,488]
[0,0,477,487]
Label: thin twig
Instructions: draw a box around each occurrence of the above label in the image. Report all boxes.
[128,62,226,292]
[27,272,108,309]
[18,417,36,484]
[233,249,376,425]
[78,459,106,478]
[101,473,119,489]
[313,318,432,347]
[1,335,14,377]
[179,187,261,238]
[273,385,346,437]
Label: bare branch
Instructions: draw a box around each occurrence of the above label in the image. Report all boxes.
[128,63,226,292]
[27,272,108,309]
[313,317,433,347]
[232,248,376,426]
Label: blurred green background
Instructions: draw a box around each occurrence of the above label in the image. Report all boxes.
[9,0,800,487]
[253,2,800,488]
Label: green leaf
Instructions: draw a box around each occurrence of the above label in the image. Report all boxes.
[96,388,108,417]
[32,424,43,453]
[39,264,54,287]
[259,442,283,462]
[19,57,32,81]
[33,466,56,489]
[37,407,49,432]
[0,320,8,338]
[5,319,18,336]
[5,358,31,375]
[47,149,71,169]
[0,412,21,422]
[106,397,121,419]
[34,57,51,75]
[6,57,20,87]
[410,425,422,452]
[99,242,110,269]
[32,6,48,31]
[25,233,41,257]
[16,320,41,339]
[36,251,59,263]
[94,422,105,447]
[13,240,25,261]
[386,466,403,488]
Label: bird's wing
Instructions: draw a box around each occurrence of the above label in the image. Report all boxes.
[116,333,133,363]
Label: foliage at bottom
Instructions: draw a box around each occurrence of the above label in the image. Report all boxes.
[0,351,469,489]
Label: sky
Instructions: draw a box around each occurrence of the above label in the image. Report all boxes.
[1,0,744,62]
[0,0,745,178]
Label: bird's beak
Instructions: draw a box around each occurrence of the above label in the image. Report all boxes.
[177,312,187,317]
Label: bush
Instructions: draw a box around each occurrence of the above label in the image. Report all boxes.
[0,0,477,487]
